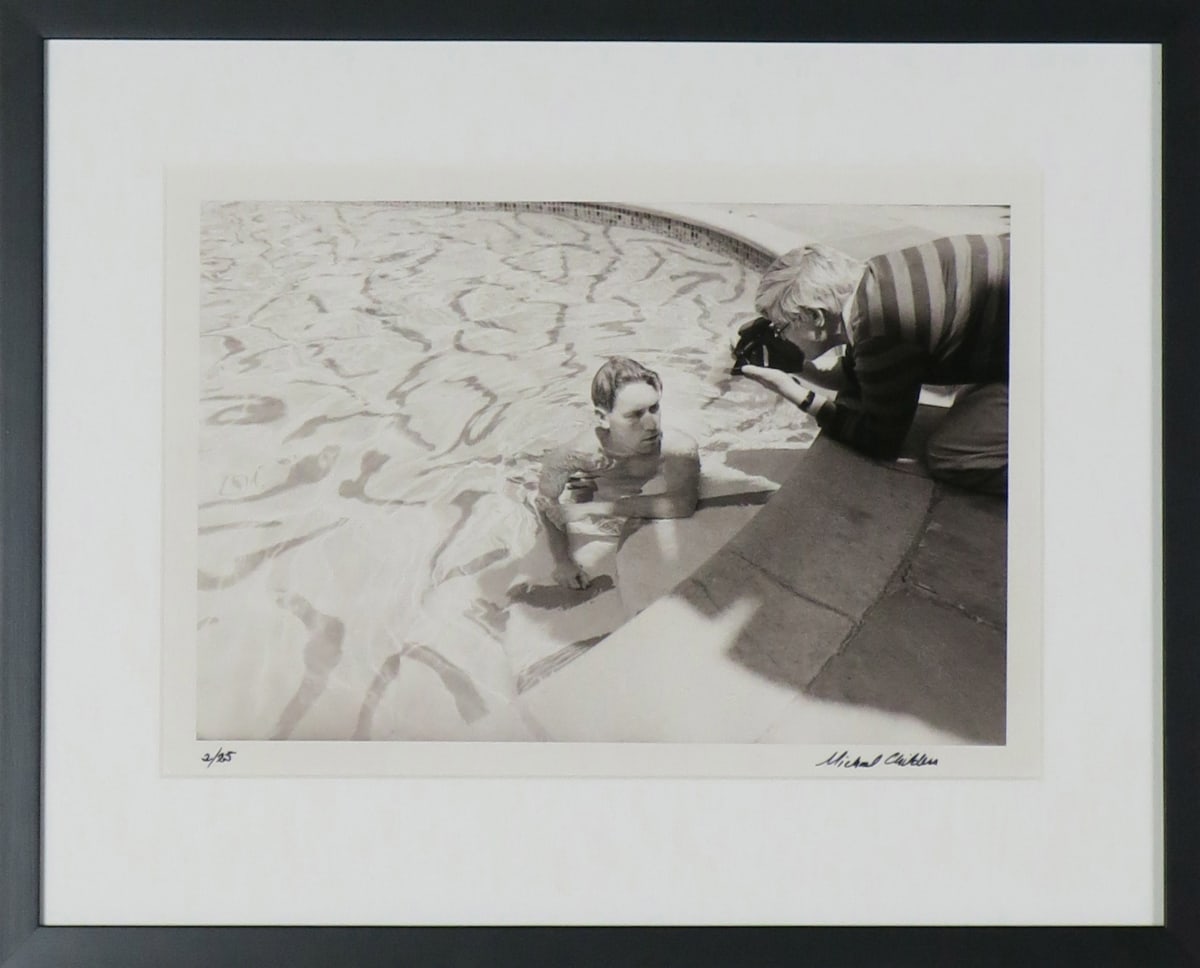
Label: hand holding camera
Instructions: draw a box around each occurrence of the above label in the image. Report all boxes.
[730,316,807,376]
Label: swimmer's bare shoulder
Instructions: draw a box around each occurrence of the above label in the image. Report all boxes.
[643,428,700,517]
[659,427,699,459]
[542,429,615,478]
[658,429,700,490]
[536,430,614,514]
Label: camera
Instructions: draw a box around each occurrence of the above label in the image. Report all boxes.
[730,316,807,376]
[731,337,769,373]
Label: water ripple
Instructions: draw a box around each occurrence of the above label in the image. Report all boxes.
[195,202,816,739]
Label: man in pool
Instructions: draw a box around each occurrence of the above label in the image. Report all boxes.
[536,356,700,589]
[737,235,1010,494]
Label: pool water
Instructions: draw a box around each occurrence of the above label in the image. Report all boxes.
[196,202,816,740]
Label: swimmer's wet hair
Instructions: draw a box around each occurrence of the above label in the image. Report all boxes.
[591,356,662,413]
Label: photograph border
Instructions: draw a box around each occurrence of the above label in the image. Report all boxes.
[3,2,1197,965]
[159,171,1039,778]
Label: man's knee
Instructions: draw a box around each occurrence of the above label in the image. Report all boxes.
[924,432,1006,473]
[926,457,1008,495]
[924,383,1009,494]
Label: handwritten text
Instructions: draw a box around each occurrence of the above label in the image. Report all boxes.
[816,751,939,769]
[201,747,237,768]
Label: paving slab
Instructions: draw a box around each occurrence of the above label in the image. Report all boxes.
[806,588,1006,744]
[905,489,1008,628]
[723,204,1010,258]
[724,436,934,620]
[718,447,809,485]
[518,550,853,743]
[679,549,856,692]
[756,692,968,746]
[616,503,765,618]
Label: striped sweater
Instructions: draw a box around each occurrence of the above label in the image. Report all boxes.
[817,233,1010,459]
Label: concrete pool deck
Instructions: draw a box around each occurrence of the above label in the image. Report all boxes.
[461,205,1011,747]
[465,424,1007,746]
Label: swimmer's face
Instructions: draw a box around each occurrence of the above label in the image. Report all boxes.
[597,381,662,456]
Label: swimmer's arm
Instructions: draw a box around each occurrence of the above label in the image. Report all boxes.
[535,445,592,588]
[537,502,575,565]
[535,449,576,558]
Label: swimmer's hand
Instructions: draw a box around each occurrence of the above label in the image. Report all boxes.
[563,471,598,503]
[553,561,592,590]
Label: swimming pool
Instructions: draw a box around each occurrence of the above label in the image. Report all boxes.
[196,202,816,740]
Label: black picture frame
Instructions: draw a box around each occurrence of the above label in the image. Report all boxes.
[2,2,1197,965]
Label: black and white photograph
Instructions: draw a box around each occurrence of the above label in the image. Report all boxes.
[170,191,1031,764]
